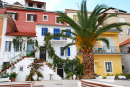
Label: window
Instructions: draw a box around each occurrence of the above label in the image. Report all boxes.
[14,42,22,52]
[28,3,33,7]
[56,16,63,24]
[126,29,130,35]
[42,28,48,36]
[119,18,125,23]
[60,47,70,56]
[105,61,113,73]
[73,15,78,22]
[19,66,23,71]
[5,41,11,52]
[43,15,48,21]
[26,14,36,22]
[37,4,42,8]
[6,12,18,20]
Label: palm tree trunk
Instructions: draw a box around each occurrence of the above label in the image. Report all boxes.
[82,48,95,79]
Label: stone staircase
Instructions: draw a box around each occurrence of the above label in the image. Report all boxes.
[0,56,62,81]
[40,63,61,80]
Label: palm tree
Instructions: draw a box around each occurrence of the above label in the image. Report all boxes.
[45,0,130,79]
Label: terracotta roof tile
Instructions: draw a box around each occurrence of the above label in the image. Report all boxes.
[5,32,36,37]
[119,38,130,46]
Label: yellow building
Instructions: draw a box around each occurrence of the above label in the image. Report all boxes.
[78,30,123,77]
[65,8,130,78]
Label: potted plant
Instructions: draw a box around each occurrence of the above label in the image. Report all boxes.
[48,63,52,68]
[14,61,17,64]
[10,72,17,82]
[115,74,119,79]
[106,74,115,79]
[67,72,74,80]
[53,67,56,72]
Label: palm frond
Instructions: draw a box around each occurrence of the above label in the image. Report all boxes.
[97,37,109,48]
[61,42,75,53]
[95,23,130,38]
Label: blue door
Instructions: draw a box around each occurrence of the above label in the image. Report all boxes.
[54,28,60,40]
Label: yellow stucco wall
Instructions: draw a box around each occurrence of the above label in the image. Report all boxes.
[0,18,4,49]
[78,55,122,78]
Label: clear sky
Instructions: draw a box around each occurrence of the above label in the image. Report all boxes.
[3,0,130,13]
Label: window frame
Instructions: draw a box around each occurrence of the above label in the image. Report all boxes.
[26,13,36,22]
[28,3,33,7]
[61,47,70,56]
[55,16,63,24]
[37,4,42,8]
[104,61,113,73]
[119,17,125,23]
[6,11,18,20]
[5,41,11,52]
[43,15,48,21]
[19,66,24,72]
[14,42,22,52]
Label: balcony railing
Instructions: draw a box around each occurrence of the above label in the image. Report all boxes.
[94,45,129,54]
[78,46,130,54]
[50,33,67,42]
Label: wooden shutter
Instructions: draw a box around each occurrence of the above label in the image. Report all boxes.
[15,13,18,20]
[68,47,70,56]
[33,14,37,22]
[27,14,31,21]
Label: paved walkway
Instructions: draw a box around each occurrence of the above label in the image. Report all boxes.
[34,80,79,87]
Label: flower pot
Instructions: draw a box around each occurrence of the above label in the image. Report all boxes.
[33,73,37,81]
[15,62,17,64]
[76,76,79,80]
[12,78,15,82]
[115,77,118,79]
[22,57,24,59]
[69,76,72,80]
[29,78,31,81]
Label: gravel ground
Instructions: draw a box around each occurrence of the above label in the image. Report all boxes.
[34,80,79,87]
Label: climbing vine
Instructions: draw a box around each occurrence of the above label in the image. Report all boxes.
[12,36,39,51]
[44,32,83,78]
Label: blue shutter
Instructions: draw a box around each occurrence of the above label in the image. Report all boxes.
[54,28,60,40]
[66,29,71,36]
[42,28,48,36]
[68,47,70,56]
[60,47,62,56]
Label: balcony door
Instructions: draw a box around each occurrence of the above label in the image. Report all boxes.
[102,38,115,53]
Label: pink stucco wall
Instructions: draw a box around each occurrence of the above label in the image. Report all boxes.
[0,8,67,33]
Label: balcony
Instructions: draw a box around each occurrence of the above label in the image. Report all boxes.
[77,46,130,55]
[94,46,130,54]
[50,33,67,43]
